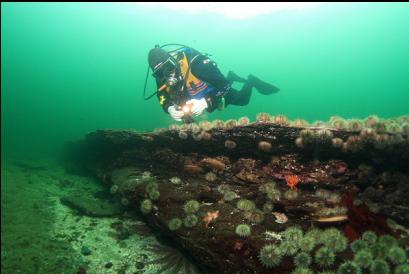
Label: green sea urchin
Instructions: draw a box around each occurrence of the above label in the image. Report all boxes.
[291,267,314,274]
[370,259,390,274]
[354,249,373,268]
[294,252,312,267]
[387,246,406,264]
[337,261,361,274]
[361,231,377,245]
[315,247,335,268]
[395,264,409,274]
[280,240,299,256]
[299,236,316,252]
[281,227,304,242]
[351,239,368,253]
[321,228,348,252]
[258,244,283,268]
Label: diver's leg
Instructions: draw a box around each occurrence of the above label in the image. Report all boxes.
[226,71,247,84]
[224,82,253,106]
[247,74,280,94]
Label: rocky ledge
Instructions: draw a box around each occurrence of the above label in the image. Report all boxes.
[62,114,409,274]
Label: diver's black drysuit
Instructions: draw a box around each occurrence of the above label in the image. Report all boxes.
[155,47,279,113]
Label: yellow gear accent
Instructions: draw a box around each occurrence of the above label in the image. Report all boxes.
[159,95,166,105]
[179,52,203,90]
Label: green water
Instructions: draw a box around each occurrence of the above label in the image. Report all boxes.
[1,3,409,273]
[2,2,409,159]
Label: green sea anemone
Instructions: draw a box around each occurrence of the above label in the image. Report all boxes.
[284,189,299,200]
[294,252,312,267]
[183,200,200,214]
[300,235,316,252]
[337,261,361,274]
[217,184,231,194]
[235,224,251,237]
[183,214,198,228]
[236,199,256,211]
[121,197,129,206]
[267,188,282,201]
[351,239,369,253]
[258,244,283,268]
[223,191,238,201]
[262,202,274,213]
[370,259,390,274]
[140,199,153,214]
[315,247,335,268]
[291,267,314,274]
[244,209,265,224]
[354,249,373,268]
[395,264,409,274]
[168,218,182,231]
[387,246,406,264]
[110,184,119,194]
[145,181,158,194]
[148,190,160,200]
[260,182,276,193]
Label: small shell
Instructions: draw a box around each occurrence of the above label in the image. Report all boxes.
[272,212,288,224]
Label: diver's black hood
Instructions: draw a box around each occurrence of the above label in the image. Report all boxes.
[148,47,171,70]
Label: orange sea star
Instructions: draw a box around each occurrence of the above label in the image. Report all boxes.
[202,210,219,228]
[285,175,300,190]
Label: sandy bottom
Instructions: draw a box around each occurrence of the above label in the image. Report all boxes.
[1,156,169,274]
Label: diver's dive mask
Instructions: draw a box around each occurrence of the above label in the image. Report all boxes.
[152,57,177,80]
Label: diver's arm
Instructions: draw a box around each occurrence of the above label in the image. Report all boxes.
[190,56,231,112]
[155,79,172,113]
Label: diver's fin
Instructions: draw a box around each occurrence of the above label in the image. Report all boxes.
[248,74,280,95]
[227,71,246,83]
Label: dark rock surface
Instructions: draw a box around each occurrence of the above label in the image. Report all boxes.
[62,118,409,274]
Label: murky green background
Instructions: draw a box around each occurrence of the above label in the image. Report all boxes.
[2,2,409,159]
[1,3,409,273]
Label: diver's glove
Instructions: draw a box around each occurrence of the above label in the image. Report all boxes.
[185,98,208,116]
[168,105,184,121]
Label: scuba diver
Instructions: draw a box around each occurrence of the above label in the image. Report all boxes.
[143,44,280,123]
